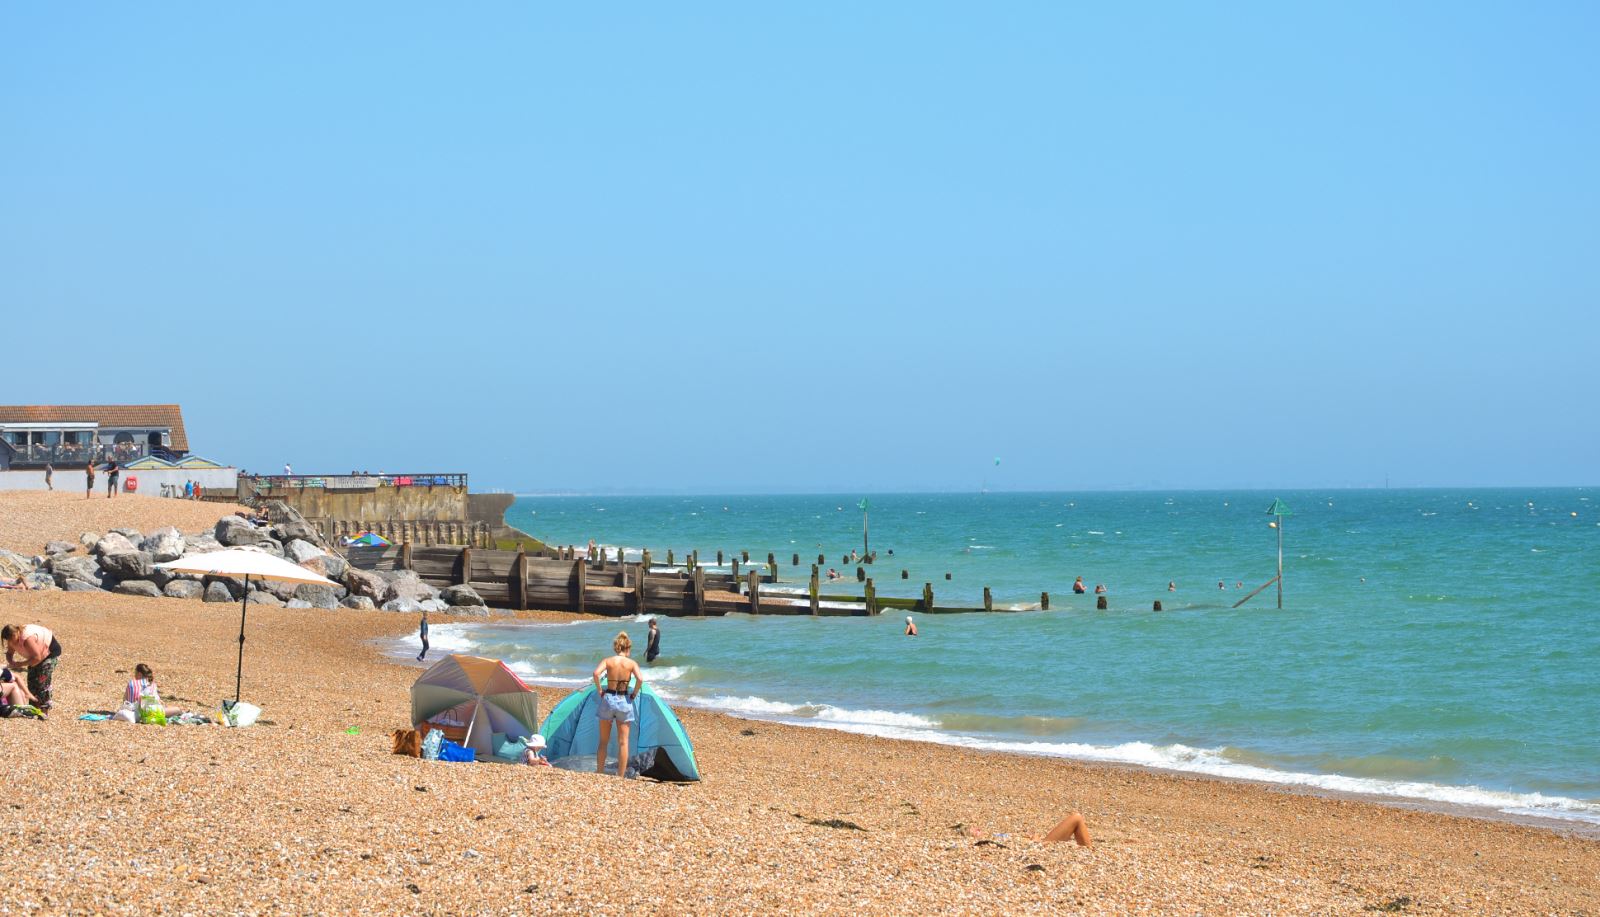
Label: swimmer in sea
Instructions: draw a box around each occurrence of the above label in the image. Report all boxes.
[1093,583,1107,595]
[1168,581,1176,592]
[1073,576,1087,594]
[1218,581,1225,590]
[904,616,918,637]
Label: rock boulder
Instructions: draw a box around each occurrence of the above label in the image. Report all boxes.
[100,550,155,580]
[440,584,485,607]
[203,580,237,603]
[446,605,492,618]
[140,527,186,563]
[216,516,272,548]
[341,595,377,611]
[344,568,387,601]
[284,539,325,565]
[110,527,143,541]
[380,570,439,606]
[246,591,285,607]
[293,584,342,610]
[112,580,162,598]
[44,541,77,556]
[93,532,138,558]
[164,580,204,600]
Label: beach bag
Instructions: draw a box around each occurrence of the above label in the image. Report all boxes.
[421,728,444,760]
[137,682,166,726]
[391,728,422,757]
[220,701,262,728]
[437,739,475,763]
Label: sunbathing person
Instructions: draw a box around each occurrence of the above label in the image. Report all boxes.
[967,811,1093,847]
[0,669,35,716]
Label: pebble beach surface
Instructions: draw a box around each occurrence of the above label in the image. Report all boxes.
[1,526,1597,912]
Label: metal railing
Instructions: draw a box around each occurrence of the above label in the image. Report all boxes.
[242,473,469,491]
[1,441,156,467]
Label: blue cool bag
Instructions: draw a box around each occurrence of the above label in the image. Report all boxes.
[437,739,476,763]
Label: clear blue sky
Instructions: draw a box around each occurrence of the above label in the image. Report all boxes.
[3,3,1596,492]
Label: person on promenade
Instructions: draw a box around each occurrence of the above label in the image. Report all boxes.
[3,623,61,715]
[904,616,918,636]
[967,812,1092,847]
[106,462,119,497]
[1072,576,1086,594]
[85,463,95,500]
[645,618,661,663]
[417,610,430,662]
[592,631,645,779]
[284,462,292,475]
[182,480,192,499]
[193,481,203,500]
[44,463,52,491]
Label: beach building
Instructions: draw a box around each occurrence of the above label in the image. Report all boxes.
[0,403,238,494]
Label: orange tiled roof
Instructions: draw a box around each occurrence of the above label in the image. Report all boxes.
[0,404,189,452]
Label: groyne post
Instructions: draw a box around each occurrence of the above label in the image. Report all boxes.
[667,549,674,566]
[1153,600,1163,611]
[401,541,413,572]
[792,553,799,566]
[1041,591,1050,610]
[865,578,877,616]
[809,566,820,615]
[767,559,778,579]
[732,557,741,581]
[747,570,761,614]
[983,586,992,612]
[717,550,723,565]
[766,552,774,567]
[692,566,706,616]
[514,549,528,610]
[571,559,586,615]
[922,583,934,611]
[743,550,750,563]
[901,569,908,579]
[458,546,472,587]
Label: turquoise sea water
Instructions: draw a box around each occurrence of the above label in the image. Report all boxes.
[426,489,1599,823]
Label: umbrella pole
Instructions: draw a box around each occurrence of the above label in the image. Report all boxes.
[236,573,250,703]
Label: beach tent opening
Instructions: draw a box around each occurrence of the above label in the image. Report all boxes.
[411,654,540,759]
[540,683,700,781]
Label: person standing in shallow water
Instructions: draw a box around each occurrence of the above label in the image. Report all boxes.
[416,610,430,662]
[645,618,661,663]
[592,631,645,778]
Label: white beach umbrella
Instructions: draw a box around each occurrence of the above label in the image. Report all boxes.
[155,547,339,702]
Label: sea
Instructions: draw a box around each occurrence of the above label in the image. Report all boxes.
[410,489,1600,827]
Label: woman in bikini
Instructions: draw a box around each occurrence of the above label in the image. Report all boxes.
[591,631,646,778]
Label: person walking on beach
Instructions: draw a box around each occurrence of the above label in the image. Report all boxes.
[645,618,661,663]
[85,463,95,499]
[417,610,430,662]
[905,615,918,636]
[43,463,52,491]
[3,623,61,715]
[592,631,645,779]
[106,462,119,497]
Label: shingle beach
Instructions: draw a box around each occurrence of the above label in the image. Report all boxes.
[1,494,1596,914]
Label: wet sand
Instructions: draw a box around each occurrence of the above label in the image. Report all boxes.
[2,589,1597,914]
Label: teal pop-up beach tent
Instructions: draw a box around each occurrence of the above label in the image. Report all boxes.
[540,683,700,781]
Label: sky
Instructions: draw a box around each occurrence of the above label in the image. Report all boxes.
[3,3,1597,493]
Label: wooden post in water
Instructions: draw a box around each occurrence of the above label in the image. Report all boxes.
[817,553,825,565]
[922,583,934,612]
[636,562,650,617]
[1153,600,1163,611]
[742,550,750,563]
[571,559,586,615]
[901,569,908,579]
[692,549,699,568]
[597,547,607,571]
[747,570,761,614]
[945,572,951,580]
[458,546,472,587]
[1041,591,1050,610]
[692,566,706,617]
[514,549,528,610]
[642,549,652,571]
[1096,595,1109,610]
[809,565,820,614]
[767,559,778,579]
[792,553,799,566]
[865,578,877,616]
[731,558,741,581]
[856,566,865,582]
[716,550,723,565]
[983,586,992,612]
[766,552,774,568]
[667,549,674,566]
[1267,498,1292,609]
[401,541,413,572]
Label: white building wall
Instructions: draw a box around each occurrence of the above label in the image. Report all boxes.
[0,467,239,495]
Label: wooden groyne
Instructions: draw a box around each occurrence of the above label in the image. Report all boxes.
[345,543,1050,617]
